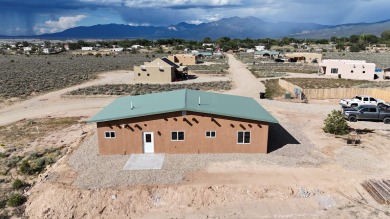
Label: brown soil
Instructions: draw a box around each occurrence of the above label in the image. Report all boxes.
[2,55,390,218]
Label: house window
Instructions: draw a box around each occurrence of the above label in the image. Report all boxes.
[363,71,366,73]
[237,131,251,144]
[171,131,185,141]
[205,131,216,138]
[330,68,338,74]
[351,70,354,73]
[147,73,150,76]
[104,131,116,139]
[138,73,141,76]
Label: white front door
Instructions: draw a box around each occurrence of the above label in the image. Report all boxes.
[143,132,154,153]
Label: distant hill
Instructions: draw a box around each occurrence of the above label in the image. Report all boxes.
[2,17,390,40]
[291,19,390,39]
[28,17,330,40]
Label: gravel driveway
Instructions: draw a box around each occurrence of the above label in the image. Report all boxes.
[67,115,328,189]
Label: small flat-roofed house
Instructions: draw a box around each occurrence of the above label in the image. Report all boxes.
[89,89,279,155]
[285,52,322,63]
[254,50,281,59]
[134,58,188,82]
[167,54,197,65]
[81,47,94,51]
[320,59,377,80]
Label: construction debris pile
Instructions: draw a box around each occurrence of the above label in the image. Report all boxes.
[361,179,390,205]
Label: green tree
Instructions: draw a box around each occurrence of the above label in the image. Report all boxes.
[381,29,390,40]
[202,37,212,43]
[323,110,350,135]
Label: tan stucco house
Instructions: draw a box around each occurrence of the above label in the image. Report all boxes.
[285,52,322,63]
[134,58,188,82]
[89,89,279,155]
[167,54,197,65]
[320,59,377,80]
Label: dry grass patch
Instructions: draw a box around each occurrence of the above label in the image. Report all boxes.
[0,117,82,148]
[284,78,373,89]
[0,117,83,218]
[68,81,232,96]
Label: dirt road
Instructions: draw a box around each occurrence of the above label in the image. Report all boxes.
[225,54,265,98]
[0,70,229,125]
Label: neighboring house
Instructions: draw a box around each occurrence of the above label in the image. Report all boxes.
[195,52,213,58]
[23,47,32,52]
[168,54,197,65]
[81,47,94,51]
[131,45,143,49]
[284,52,322,63]
[111,48,124,52]
[254,50,281,59]
[320,59,377,80]
[134,57,188,82]
[42,48,53,54]
[202,43,215,47]
[255,46,265,51]
[89,89,279,155]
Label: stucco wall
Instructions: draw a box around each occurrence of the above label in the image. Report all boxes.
[321,61,376,80]
[168,55,196,65]
[96,111,270,155]
[134,66,175,82]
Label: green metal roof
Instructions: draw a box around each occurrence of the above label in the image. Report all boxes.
[254,50,281,55]
[88,89,279,124]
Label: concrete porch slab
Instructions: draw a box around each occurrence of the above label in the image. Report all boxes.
[123,154,165,170]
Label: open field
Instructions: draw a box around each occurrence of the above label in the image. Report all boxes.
[0,117,84,218]
[1,53,390,218]
[284,78,374,89]
[0,53,166,99]
[68,81,232,96]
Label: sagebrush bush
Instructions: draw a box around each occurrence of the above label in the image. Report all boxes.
[12,179,29,190]
[7,193,26,207]
[323,110,350,135]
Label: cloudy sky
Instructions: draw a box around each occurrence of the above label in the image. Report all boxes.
[0,0,389,35]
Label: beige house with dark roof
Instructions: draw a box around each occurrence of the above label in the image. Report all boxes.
[134,58,188,82]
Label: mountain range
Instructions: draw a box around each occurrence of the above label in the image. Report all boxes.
[2,17,390,40]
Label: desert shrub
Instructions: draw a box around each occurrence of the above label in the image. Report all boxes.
[264,79,285,99]
[6,193,26,207]
[19,160,33,175]
[19,149,60,175]
[323,110,350,135]
[0,197,6,209]
[68,81,232,96]
[12,179,29,190]
[5,156,22,168]
[19,157,53,175]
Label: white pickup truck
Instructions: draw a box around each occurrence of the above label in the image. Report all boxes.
[339,95,386,108]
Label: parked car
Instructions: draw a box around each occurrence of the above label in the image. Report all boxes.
[339,95,386,108]
[343,105,390,124]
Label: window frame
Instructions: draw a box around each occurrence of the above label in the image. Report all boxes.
[205,131,216,138]
[171,131,185,141]
[237,131,251,144]
[330,68,338,74]
[104,131,116,139]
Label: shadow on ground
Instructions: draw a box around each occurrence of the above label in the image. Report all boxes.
[268,123,300,153]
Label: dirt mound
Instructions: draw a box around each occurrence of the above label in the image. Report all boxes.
[25,182,295,218]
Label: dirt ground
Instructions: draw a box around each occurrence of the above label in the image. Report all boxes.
[2,55,390,218]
